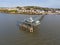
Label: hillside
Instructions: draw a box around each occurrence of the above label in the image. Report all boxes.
[0,6,60,15]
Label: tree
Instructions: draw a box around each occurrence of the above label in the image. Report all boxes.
[16,6,22,10]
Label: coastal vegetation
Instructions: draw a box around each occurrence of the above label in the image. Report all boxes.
[0,6,60,15]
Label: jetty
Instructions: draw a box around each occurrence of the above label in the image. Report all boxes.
[19,15,45,32]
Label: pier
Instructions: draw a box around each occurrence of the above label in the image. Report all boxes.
[19,15,45,32]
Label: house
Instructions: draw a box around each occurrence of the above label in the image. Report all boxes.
[55,10,60,13]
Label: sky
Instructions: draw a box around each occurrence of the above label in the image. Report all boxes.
[0,0,60,8]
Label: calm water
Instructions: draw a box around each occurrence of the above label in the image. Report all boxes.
[0,13,60,45]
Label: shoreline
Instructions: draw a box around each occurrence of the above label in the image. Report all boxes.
[0,12,60,15]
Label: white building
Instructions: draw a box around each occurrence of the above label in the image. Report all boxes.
[56,10,60,13]
[36,10,45,13]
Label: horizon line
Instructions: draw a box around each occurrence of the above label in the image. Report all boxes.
[0,6,60,9]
